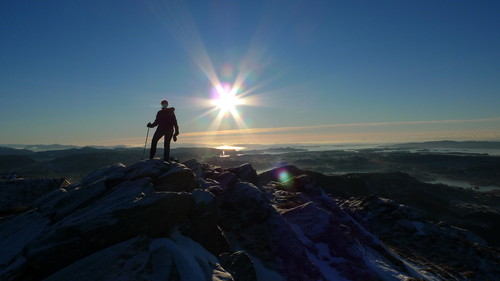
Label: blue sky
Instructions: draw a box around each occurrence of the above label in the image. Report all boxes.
[1,0,499,146]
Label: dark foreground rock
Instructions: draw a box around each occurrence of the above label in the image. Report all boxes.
[0,159,498,281]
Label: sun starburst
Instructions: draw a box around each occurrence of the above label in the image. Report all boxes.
[210,83,244,114]
[152,0,277,144]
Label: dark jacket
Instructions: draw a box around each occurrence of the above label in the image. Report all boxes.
[151,108,179,132]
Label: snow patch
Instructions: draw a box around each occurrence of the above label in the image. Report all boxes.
[0,211,50,266]
[149,229,220,281]
[287,221,348,281]
[358,244,410,281]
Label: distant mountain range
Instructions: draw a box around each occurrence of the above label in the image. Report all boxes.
[2,140,500,154]
[1,141,500,189]
[387,140,500,149]
[0,147,34,156]
[0,146,222,181]
[0,144,124,152]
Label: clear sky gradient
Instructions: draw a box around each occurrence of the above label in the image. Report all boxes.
[1,0,499,147]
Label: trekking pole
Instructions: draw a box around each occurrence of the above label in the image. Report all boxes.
[142,127,150,160]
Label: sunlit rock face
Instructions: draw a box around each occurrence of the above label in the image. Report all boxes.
[1,159,499,281]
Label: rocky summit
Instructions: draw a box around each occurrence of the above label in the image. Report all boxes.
[0,159,498,281]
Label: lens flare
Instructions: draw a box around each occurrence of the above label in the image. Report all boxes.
[278,169,291,182]
[274,166,294,188]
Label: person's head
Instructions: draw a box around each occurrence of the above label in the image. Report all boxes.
[161,100,168,108]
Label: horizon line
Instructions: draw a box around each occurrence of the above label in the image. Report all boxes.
[2,117,499,147]
[3,138,500,149]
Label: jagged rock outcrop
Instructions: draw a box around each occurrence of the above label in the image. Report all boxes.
[260,166,500,248]
[341,195,500,280]
[0,159,498,281]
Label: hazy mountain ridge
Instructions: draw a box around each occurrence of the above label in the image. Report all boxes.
[1,144,499,190]
[0,147,35,156]
[2,140,500,154]
[1,159,499,280]
[0,146,221,181]
[0,144,121,152]
[385,140,500,149]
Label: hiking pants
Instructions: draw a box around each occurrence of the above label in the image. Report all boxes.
[149,128,174,160]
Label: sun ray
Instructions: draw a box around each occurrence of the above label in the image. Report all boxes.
[207,108,227,132]
[229,107,248,129]
[150,0,222,87]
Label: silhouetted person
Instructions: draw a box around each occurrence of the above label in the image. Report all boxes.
[147,100,179,160]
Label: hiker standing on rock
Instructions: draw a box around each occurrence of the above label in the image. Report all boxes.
[147,100,179,160]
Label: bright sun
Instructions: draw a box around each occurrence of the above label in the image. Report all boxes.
[202,81,250,132]
[211,84,243,114]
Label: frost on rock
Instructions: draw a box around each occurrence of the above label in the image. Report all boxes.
[192,188,215,206]
[80,163,126,186]
[150,231,223,281]
[0,210,51,267]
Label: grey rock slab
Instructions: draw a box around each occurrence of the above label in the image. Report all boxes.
[213,172,238,192]
[227,163,258,185]
[18,191,195,280]
[183,159,204,178]
[281,201,331,241]
[0,210,50,268]
[150,231,229,281]
[198,178,220,190]
[125,159,168,181]
[154,162,198,192]
[32,188,67,216]
[80,163,126,186]
[51,178,110,221]
[43,236,152,281]
[54,178,154,227]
